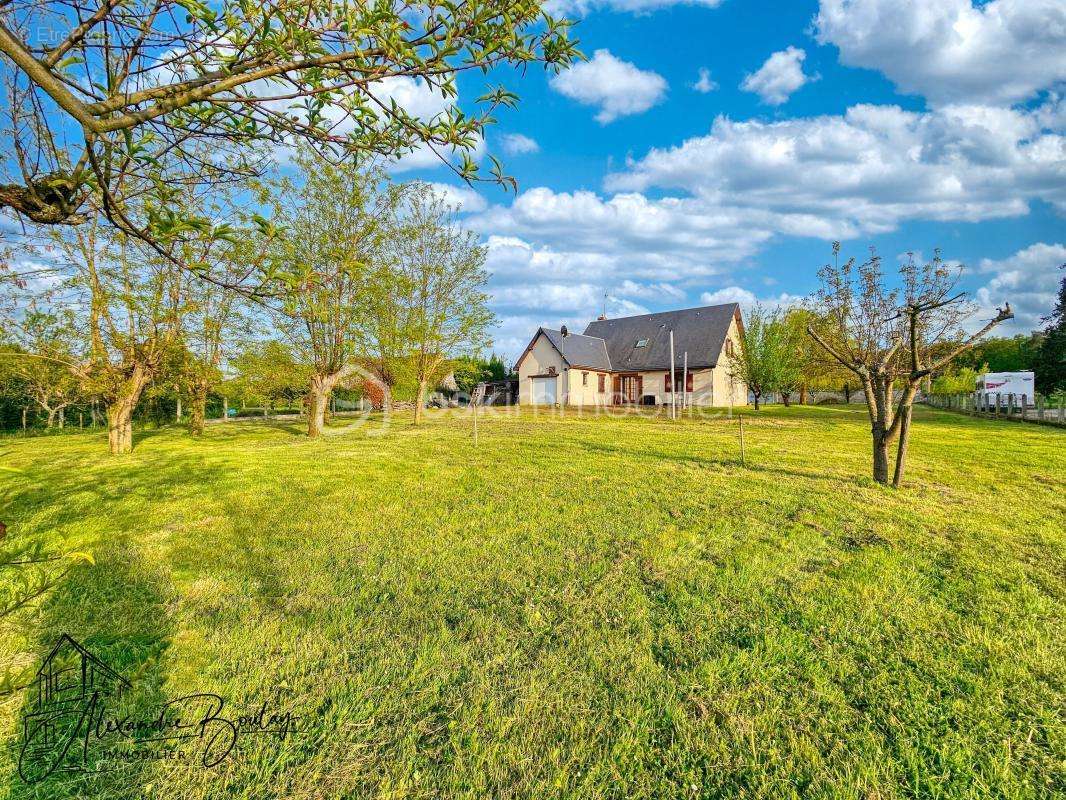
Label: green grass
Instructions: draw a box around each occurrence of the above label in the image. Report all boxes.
[0,406,1063,799]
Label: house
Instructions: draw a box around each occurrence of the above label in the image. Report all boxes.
[515,303,747,407]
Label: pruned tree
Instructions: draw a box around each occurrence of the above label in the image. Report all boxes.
[808,245,1013,487]
[388,184,493,424]
[266,151,402,437]
[0,0,578,276]
[728,304,791,411]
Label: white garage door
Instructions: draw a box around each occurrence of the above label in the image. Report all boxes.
[531,376,558,405]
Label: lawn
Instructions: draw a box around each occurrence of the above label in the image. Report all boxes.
[0,405,1063,799]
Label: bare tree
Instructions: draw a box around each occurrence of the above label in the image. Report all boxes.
[807,245,1013,486]
[0,0,577,272]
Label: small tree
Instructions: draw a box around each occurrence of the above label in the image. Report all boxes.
[729,305,791,410]
[266,153,402,437]
[808,246,1012,487]
[390,185,494,424]
[180,236,255,435]
[0,309,81,427]
[229,341,309,414]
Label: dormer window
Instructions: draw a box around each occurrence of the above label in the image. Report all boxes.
[635,338,649,348]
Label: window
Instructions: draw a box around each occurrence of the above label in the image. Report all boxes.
[582,372,589,386]
[665,372,695,392]
[725,339,735,357]
[598,374,606,392]
[635,338,649,348]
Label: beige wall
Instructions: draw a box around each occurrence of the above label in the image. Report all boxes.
[712,314,748,407]
[568,368,612,407]
[517,334,565,405]
[517,333,611,406]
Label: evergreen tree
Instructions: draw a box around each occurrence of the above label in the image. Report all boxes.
[1033,268,1066,395]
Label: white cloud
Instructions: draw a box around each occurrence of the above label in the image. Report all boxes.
[692,68,718,93]
[424,183,488,213]
[483,237,657,361]
[607,102,1066,234]
[470,187,784,273]
[550,49,668,124]
[815,0,1066,106]
[741,47,812,106]
[499,133,540,155]
[973,242,1065,334]
[699,286,805,311]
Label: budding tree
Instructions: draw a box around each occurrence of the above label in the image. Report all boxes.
[807,246,1012,487]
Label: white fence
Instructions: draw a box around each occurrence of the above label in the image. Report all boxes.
[925,392,1066,427]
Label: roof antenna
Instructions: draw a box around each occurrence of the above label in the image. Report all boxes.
[598,290,608,321]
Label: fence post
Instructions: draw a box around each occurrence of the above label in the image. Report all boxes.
[1037,394,1044,421]
[1059,396,1065,424]
[1021,394,1027,420]
[994,393,1000,416]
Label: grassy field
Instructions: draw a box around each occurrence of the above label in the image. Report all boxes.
[0,405,1063,799]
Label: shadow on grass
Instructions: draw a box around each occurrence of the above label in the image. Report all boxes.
[5,542,176,800]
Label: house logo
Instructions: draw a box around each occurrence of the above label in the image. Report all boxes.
[18,634,131,783]
[17,634,301,785]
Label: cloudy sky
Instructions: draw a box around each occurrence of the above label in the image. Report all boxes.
[392,0,1065,362]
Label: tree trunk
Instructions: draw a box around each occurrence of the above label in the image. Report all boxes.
[414,379,427,425]
[106,368,149,454]
[189,381,208,436]
[843,383,851,403]
[892,403,913,488]
[782,392,791,407]
[107,399,135,454]
[872,432,890,485]
[752,393,761,411]
[46,408,57,428]
[307,372,341,438]
[799,383,807,405]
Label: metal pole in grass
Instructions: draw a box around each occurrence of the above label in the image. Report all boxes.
[669,330,676,421]
[559,324,570,416]
[682,351,688,413]
[738,415,746,466]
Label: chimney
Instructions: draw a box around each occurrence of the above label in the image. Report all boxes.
[596,313,607,321]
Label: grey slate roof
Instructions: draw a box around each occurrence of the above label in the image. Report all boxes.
[582,303,739,371]
[539,327,612,371]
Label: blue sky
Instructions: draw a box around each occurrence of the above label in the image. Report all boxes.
[392,0,1066,362]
